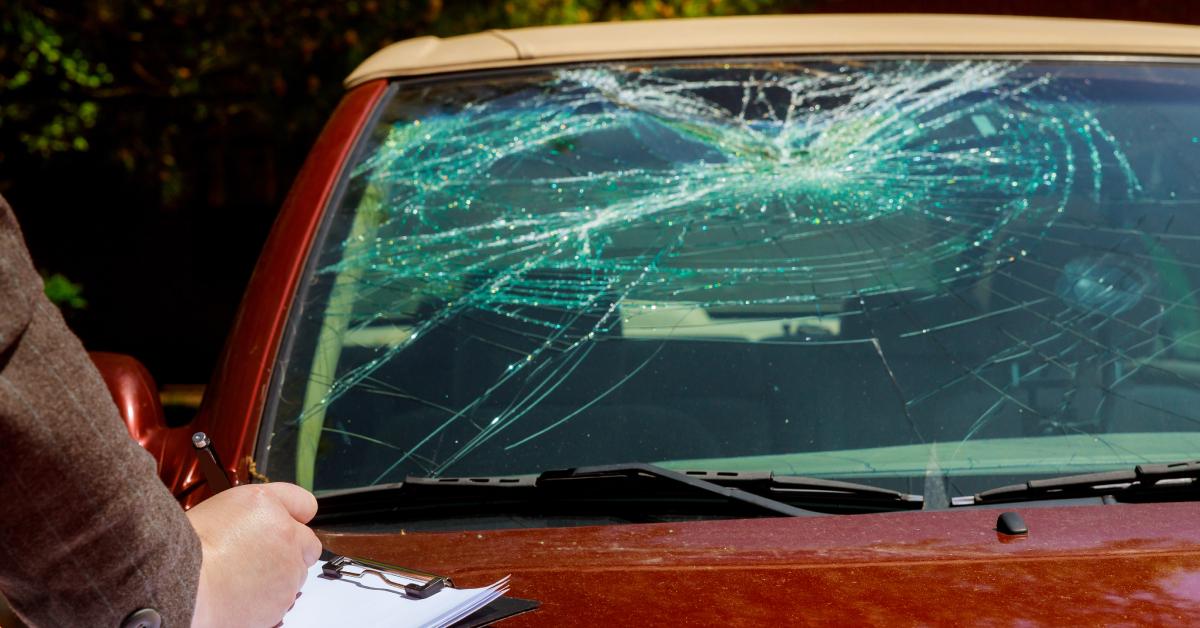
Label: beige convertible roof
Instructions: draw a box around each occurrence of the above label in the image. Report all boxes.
[346,13,1200,87]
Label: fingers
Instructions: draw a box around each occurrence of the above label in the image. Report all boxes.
[297,524,323,566]
[260,482,318,523]
[258,483,321,568]
[283,525,320,596]
[264,483,322,569]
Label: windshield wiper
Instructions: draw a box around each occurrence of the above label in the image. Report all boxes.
[540,464,921,512]
[540,463,817,517]
[315,462,921,524]
[952,460,1200,506]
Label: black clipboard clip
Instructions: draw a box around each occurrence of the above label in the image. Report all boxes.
[321,555,453,599]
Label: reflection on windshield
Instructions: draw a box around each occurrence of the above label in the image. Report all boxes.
[266,59,1200,493]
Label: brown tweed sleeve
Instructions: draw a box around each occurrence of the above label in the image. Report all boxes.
[0,197,202,627]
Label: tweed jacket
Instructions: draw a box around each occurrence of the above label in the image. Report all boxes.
[0,196,202,626]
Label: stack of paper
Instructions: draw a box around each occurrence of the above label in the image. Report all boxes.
[282,562,510,628]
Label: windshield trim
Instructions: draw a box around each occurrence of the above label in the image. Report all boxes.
[346,15,1200,85]
[253,81,399,482]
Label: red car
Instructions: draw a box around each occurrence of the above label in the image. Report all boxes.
[100,15,1200,624]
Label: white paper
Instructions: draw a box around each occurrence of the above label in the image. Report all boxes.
[281,562,509,628]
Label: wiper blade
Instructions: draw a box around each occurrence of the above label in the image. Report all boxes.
[315,462,921,524]
[953,460,1200,506]
[541,463,817,517]
[542,464,921,511]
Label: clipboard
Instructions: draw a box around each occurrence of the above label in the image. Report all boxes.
[317,552,539,627]
[452,595,542,628]
[323,555,452,598]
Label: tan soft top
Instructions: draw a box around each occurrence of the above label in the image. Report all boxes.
[345,14,1200,87]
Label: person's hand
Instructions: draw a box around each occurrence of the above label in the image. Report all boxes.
[186,483,322,627]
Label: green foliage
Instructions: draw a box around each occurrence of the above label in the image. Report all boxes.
[1,7,112,157]
[0,0,792,209]
[42,272,87,310]
[431,0,783,31]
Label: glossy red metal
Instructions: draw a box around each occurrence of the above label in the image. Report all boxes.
[90,351,163,444]
[90,351,165,450]
[90,351,207,485]
[155,80,388,506]
[322,502,1200,625]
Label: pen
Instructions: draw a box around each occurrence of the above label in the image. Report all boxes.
[191,431,233,493]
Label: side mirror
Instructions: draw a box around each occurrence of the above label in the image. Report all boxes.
[89,351,166,449]
[90,352,210,502]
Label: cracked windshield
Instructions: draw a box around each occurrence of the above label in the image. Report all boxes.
[264,57,1200,499]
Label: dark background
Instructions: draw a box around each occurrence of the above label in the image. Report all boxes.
[3,0,1198,387]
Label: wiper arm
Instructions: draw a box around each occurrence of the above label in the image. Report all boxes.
[539,463,818,518]
[541,464,921,513]
[953,460,1200,506]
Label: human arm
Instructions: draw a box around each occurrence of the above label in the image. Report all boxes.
[0,196,203,626]
[0,196,321,627]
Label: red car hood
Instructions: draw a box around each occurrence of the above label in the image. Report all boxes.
[321,502,1200,625]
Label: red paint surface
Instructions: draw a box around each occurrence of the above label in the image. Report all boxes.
[91,351,212,489]
[157,80,388,506]
[323,502,1200,625]
[90,351,166,453]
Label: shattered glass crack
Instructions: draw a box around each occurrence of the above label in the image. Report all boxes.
[268,58,1200,492]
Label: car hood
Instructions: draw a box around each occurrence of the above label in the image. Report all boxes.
[319,502,1200,625]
